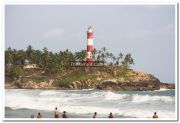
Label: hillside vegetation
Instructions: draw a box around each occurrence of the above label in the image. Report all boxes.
[5,45,134,86]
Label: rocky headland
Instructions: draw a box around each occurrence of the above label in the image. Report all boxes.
[5,69,175,91]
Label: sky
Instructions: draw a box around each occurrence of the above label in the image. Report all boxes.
[5,5,175,83]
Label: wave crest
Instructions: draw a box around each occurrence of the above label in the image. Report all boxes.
[132,94,174,103]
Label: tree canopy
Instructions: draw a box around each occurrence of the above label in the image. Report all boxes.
[5,45,135,78]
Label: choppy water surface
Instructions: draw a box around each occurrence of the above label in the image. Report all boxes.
[5,89,175,118]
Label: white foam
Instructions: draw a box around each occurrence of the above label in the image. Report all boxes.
[87,91,129,101]
[155,88,172,91]
[39,90,59,96]
[82,88,94,91]
[117,109,175,118]
[104,92,129,100]
[132,94,174,104]
[61,105,119,115]
[5,89,175,118]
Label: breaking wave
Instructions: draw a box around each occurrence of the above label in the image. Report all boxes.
[132,94,175,104]
[5,89,175,118]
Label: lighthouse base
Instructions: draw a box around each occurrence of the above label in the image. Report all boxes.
[86,58,93,64]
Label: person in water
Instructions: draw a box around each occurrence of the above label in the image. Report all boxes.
[93,112,97,118]
[37,112,42,118]
[62,111,67,118]
[30,115,34,118]
[153,112,158,118]
[54,107,60,118]
[108,112,113,118]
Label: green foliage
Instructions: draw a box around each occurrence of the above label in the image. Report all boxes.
[20,77,30,83]
[121,53,135,68]
[5,76,13,83]
[31,76,48,83]
[115,68,134,82]
[9,66,24,78]
[55,70,96,87]
[5,45,135,84]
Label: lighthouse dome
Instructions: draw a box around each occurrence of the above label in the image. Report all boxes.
[88,26,93,32]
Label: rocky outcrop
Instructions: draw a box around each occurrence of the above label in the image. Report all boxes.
[127,71,159,82]
[95,71,162,91]
[5,70,175,91]
[5,79,55,89]
[96,79,160,91]
[5,83,19,89]
[64,71,162,91]
[22,79,54,89]
[160,83,175,89]
[66,79,94,89]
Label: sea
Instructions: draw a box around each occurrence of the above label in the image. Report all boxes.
[5,89,175,118]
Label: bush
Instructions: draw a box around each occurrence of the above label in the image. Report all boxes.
[55,72,95,87]
[30,75,48,83]
[9,65,24,78]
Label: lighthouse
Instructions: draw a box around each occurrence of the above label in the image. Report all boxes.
[86,26,94,63]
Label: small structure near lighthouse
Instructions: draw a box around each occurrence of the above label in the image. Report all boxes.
[86,26,94,63]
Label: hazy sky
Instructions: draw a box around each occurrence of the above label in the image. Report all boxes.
[5,5,175,83]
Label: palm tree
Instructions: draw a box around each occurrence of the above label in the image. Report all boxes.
[101,47,107,54]
[26,45,33,59]
[5,47,13,65]
[79,50,86,61]
[105,51,111,63]
[5,47,13,73]
[34,50,43,65]
[107,52,113,64]
[42,47,49,69]
[96,49,102,61]
[92,48,97,60]
[17,50,26,65]
[122,53,134,68]
[119,53,123,59]
[101,47,107,63]
[112,56,116,65]
[116,53,123,66]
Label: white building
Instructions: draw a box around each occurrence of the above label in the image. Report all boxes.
[23,64,39,69]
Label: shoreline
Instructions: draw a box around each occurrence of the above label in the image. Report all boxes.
[5,82,175,90]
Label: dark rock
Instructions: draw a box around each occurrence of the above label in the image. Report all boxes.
[66,80,94,89]
[96,77,161,91]
[160,82,175,89]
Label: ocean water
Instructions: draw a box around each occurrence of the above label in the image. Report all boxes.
[5,89,175,118]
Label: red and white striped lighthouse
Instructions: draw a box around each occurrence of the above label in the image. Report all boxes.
[86,26,94,63]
